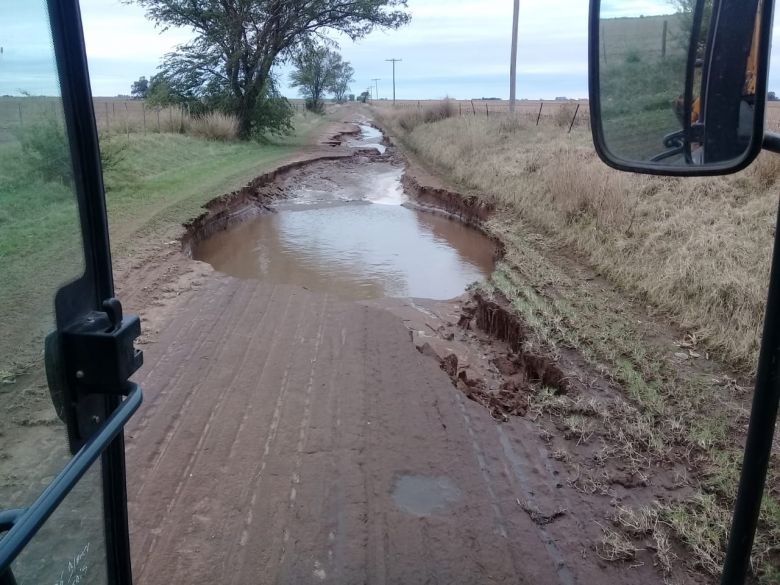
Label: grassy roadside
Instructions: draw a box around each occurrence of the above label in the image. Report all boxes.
[0,113,327,379]
[375,105,780,582]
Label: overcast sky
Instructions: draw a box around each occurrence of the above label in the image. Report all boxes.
[3,0,779,100]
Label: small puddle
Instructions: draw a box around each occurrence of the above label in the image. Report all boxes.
[194,125,495,300]
[391,475,461,517]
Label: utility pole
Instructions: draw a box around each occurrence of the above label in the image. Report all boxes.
[371,78,381,100]
[385,59,401,103]
[509,0,519,113]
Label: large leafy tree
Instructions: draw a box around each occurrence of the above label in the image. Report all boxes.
[134,0,410,138]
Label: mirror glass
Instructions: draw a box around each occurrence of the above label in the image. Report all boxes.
[596,0,764,169]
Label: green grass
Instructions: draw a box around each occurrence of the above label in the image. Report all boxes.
[0,113,326,376]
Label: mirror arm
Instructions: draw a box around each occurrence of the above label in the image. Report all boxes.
[762,131,780,153]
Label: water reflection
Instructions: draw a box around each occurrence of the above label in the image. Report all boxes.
[195,125,495,300]
[195,201,494,300]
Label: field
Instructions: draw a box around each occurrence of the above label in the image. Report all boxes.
[0,111,325,381]
[374,103,780,582]
[0,96,309,144]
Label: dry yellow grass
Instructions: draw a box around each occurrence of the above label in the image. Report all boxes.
[379,108,779,370]
[377,105,780,581]
[188,112,240,141]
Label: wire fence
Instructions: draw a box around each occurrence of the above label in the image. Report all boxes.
[0,97,309,144]
[4,96,780,143]
[375,99,780,133]
[376,99,592,131]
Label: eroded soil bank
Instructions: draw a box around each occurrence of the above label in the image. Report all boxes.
[187,126,498,302]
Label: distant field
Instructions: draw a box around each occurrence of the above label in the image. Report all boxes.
[600,13,685,63]
[0,96,309,143]
[4,93,780,145]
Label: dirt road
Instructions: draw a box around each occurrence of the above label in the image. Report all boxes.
[115,113,708,585]
[125,274,631,585]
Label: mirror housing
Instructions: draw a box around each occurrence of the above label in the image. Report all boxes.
[589,0,775,176]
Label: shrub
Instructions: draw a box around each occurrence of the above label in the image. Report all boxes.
[189,112,240,141]
[422,99,456,124]
[16,116,72,184]
[554,104,576,128]
[397,110,424,132]
[396,99,456,132]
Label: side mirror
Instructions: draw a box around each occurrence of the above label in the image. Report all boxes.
[589,0,774,176]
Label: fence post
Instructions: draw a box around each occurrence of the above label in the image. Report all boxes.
[142,103,147,135]
[662,20,668,58]
[459,103,462,116]
[485,103,489,117]
[169,107,173,129]
[124,102,130,139]
[471,100,476,116]
[156,108,161,132]
[536,101,543,125]
[105,102,110,133]
[568,104,580,134]
[18,103,22,126]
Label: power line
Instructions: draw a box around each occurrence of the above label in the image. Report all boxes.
[385,59,401,103]
[371,78,381,100]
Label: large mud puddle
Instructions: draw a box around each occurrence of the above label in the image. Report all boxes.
[194,127,495,300]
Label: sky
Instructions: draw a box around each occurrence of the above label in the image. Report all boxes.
[2,0,779,100]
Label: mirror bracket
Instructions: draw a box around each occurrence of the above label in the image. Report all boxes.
[762,131,780,153]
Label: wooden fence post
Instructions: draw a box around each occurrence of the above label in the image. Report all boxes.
[568,104,580,134]
[142,103,147,135]
[18,103,22,126]
[662,20,668,58]
[459,103,462,116]
[536,102,543,125]
[105,102,110,133]
[485,103,489,117]
[124,102,130,139]
[471,100,476,116]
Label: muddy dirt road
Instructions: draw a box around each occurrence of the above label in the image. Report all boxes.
[119,121,693,585]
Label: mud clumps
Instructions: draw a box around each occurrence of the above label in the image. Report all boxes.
[459,373,530,421]
[418,293,571,422]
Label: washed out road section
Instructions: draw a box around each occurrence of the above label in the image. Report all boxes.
[193,148,494,301]
[124,120,673,585]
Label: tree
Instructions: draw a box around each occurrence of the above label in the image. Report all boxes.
[670,0,713,55]
[330,61,355,102]
[133,0,410,138]
[131,76,149,99]
[289,45,346,112]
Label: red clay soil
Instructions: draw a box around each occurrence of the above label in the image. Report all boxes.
[125,274,680,585]
[114,109,708,584]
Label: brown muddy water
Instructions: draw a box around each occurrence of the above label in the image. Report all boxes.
[194,126,495,300]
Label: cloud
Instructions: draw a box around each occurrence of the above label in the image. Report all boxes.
[2,0,778,102]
